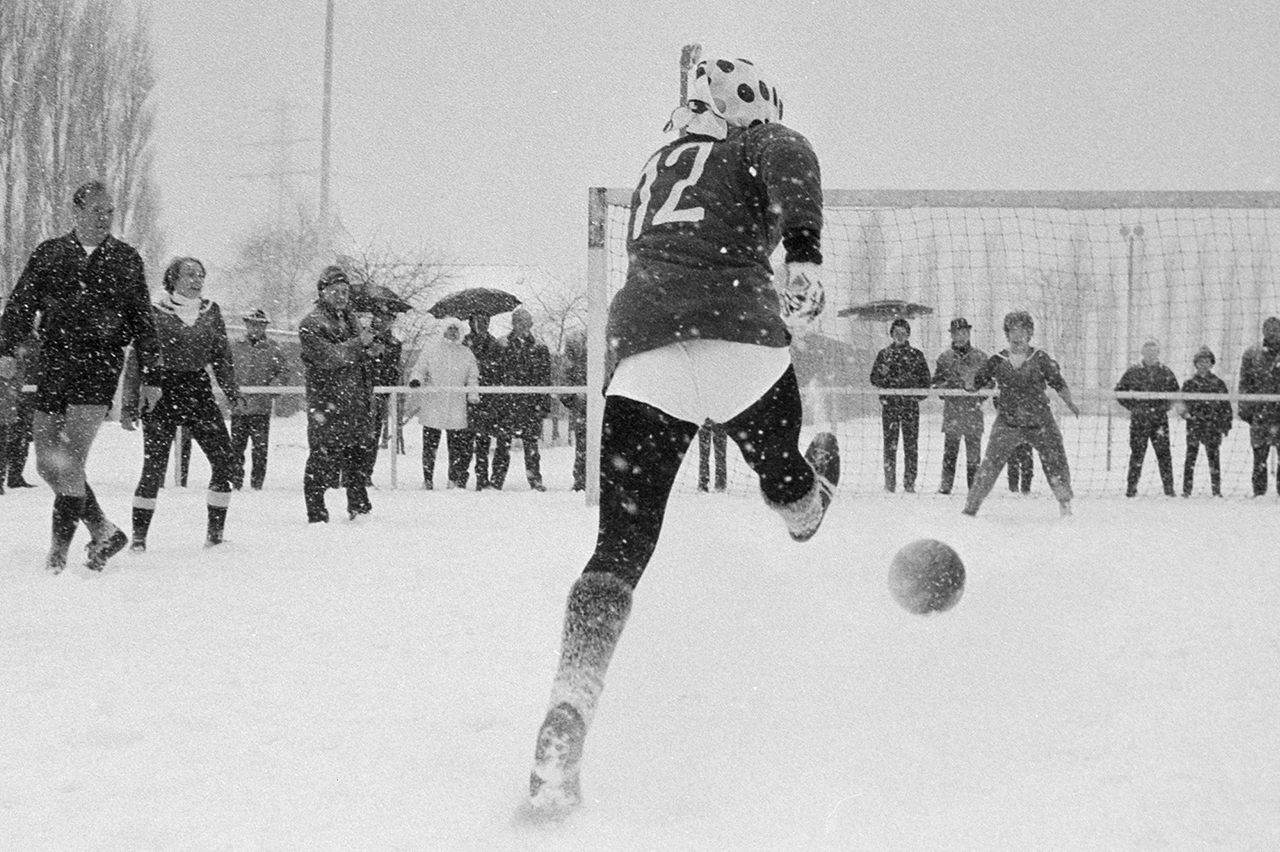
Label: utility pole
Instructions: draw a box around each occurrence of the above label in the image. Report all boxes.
[319,0,335,251]
[235,98,315,229]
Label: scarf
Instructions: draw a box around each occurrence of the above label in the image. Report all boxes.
[158,291,202,327]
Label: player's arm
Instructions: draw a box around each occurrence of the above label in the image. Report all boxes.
[1044,353,1080,415]
[757,126,824,329]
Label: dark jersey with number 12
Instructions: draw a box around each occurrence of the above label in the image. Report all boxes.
[607,122,823,362]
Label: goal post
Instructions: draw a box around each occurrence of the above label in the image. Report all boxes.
[586,187,1280,499]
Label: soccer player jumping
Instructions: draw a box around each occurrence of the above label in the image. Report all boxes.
[525,56,838,818]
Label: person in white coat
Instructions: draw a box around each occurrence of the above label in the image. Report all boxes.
[410,319,480,488]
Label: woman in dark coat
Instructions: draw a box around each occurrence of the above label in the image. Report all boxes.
[300,266,378,522]
[122,257,241,550]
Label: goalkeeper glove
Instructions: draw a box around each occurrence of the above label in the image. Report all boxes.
[779,262,825,331]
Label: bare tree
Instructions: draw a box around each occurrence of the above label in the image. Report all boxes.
[0,0,162,293]
[522,272,587,356]
[223,202,326,329]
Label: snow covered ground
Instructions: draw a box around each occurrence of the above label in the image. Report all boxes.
[2,416,1278,850]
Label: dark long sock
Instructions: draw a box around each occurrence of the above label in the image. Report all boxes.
[132,506,155,543]
[52,494,85,550]
[207,505,227,544]
[81,483,110,538]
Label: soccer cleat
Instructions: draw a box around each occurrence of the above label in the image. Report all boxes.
[528,702,586,817]
[779,432,840,542]
[85,528,128,572]
[130,537,147,553]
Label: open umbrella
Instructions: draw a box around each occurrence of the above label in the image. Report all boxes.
[427,287,521,320]
[351,284,412,315]
[837,299,934,321]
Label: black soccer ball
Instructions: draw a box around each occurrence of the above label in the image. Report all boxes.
[888,539,965,615]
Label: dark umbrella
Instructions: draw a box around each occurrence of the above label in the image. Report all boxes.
[351,284,412,315]
[427,287,521,320]
[837,299,934,321]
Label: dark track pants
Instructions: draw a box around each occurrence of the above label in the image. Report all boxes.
[966,418,1072,513]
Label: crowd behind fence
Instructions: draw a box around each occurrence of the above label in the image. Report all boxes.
[111,383,1280,500]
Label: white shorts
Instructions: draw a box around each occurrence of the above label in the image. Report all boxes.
[607,340,791,424]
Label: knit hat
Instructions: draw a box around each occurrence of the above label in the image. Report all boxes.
[1193,345,1215,366]
[243,308,269,324]
[949,317,971,332]
[317,265,350,293]
[889,317,911,336]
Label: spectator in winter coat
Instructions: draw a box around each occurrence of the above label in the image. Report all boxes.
[560,329,588,491]
[0,180,161,573]
[464,314,505,490]
[869,317,932,492]
[932,317,987,494]
[122,257,241,550]
[1238,316,1280,496]
[229,309,288,490]
[493,308,552,491]
[0,328,38,489]
[1177,346,1232,497]
[409,318,479,488]
[1115,340,1180,497]
[300,266,379,523]
[964,310,1080,517]
[362,307,404,484]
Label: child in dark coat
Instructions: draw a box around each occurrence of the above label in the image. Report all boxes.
[1178,346,1232,496]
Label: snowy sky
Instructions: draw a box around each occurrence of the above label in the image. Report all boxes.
[147,0,1280,287]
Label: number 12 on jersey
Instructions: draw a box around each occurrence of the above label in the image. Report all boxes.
[629,141,713,240]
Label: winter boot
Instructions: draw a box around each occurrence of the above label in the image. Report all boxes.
[528,571,633,819]
[771,433,840,543]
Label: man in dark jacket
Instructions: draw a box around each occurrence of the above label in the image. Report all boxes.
[1115,340,1180,496]
[300,266,378,522]
[465,314,505,490]
[932,317,987,494]
[1179,346,1232,497]
[869,317,932,492]
[230,309,289,490]
[1238,316,1280,495]
[493,308,551,490]
[0,180,160,573]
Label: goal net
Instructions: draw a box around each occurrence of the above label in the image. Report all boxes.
[586,188,1280,499]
